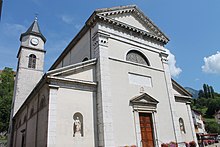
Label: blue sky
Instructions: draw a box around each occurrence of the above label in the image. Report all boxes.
[0,0,220,92]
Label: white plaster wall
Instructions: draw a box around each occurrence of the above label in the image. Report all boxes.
[98,23,165,52]
[13,46,44,115]
[18,47,45,71]
[14,123,26,147]
[64,66,95,82]
[26,115,37,147]
[108,38,164,70]
[21,35,45,50]
[12,84,49,147]
[59,31,91,68]
[175,102,195,142]
[36,85,49,147]
[109,60,176,146]
[37,106,48,147]
[55,88,95,147]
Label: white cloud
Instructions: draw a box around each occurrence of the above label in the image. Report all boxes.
[59,15,82,30]
[2,23,26,36]
[202,51,220,74]
[60,15,75,25]
[165,49,182,77]
[74,24,82,30]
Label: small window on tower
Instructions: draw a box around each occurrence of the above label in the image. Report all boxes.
[28,54,36,69]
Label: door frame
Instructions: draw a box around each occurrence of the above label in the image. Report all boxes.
[130,93,159,147]
[133,110,158,147]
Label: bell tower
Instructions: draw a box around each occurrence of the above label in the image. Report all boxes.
[12,17,46,115]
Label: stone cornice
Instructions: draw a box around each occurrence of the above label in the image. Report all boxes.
[174,94,192,103]
[47,58,96,76]
[88,14,168,44]
[172,79,192,97]
[87,5,169,44]
[47,76,97,88]
[17,45,46,58]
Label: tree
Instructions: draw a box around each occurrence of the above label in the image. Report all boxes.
[198,90,204,98]
[210,86,215,98]
[205,119,220,134]
[206,98,220,117]
[207,85,211,98]
[203,84,208,98]
[0,67,14,133]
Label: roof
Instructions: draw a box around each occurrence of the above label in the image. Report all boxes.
[49,5,169,70]
[20,18,46,42]
[89,5,169,43]
[172,79,192,97]
[192,109,202,115]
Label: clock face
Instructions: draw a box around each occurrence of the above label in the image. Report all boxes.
[31,38,39,46]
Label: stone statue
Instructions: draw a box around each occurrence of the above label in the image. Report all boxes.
[73,117,81,137]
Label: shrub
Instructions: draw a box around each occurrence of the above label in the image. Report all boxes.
[189,141,196,147]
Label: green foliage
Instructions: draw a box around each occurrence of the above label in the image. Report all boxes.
[201,84,215,99]
[205,98,220,117]
[0,67,14,133]
[205,118,220,134]
[191,83,220,134]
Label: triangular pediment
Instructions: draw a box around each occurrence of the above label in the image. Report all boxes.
[109,13,151,33]
[93,5,169,43]
[130,93,159,105]
[47,59,96,83]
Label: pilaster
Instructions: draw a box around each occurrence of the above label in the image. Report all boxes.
[92,31,115,147]
[133,110,141,147]
[47,85,59,147]
[160,52,183,143]
[186,103,198,145]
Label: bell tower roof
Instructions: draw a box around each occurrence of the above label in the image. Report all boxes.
[20,17,46,42]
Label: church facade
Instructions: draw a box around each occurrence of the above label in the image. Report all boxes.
[9,5,197,147]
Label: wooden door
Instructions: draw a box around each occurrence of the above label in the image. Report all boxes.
[139,113,154,147]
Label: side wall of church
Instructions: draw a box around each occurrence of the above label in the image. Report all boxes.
[12,84,49,147]
[175,102,196,142]
[54,87,96,147]
[55,31,91,69]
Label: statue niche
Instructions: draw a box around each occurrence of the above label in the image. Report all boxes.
[73,112,83,137]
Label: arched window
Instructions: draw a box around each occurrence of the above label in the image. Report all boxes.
[179,118,186,134]
[82,57,89,62]
[126,50,150,66]
[28,54,36,69]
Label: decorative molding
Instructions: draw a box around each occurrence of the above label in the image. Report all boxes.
[174,95,191,103]
[92,31,110,48]
[130,93,159,112]
[172,79,192,97]
[109,56,164,73]
[47,58,96,76]
[48,76,97,92]
[87,5,169,43]
[160,52,168,62]
[17,45,46,58]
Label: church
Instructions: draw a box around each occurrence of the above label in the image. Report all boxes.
[9,5,198,147]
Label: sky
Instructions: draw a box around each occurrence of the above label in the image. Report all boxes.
[0,0,220,92]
